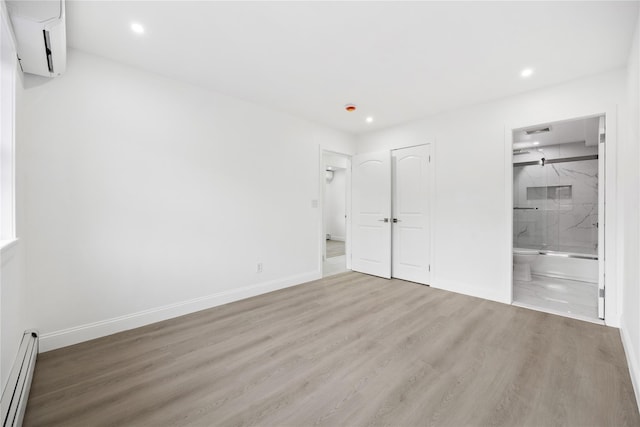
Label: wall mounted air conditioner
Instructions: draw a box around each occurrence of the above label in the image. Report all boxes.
[7,0,66,77]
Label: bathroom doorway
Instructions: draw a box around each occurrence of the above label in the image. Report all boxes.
[511,115,604,323]
[322,151,351,277]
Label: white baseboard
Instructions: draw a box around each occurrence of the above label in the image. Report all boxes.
[620,323,640,414]
[430,278,509,305]
[1,331,38,426]
[39,271,321,352]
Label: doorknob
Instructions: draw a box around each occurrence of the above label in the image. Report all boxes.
[378,218,389,223]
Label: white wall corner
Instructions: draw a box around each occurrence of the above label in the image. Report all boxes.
[38,270,321,352]
[620,322,640,414]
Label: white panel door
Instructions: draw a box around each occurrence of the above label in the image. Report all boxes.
[351,151,392,278]
[392,145,431,284]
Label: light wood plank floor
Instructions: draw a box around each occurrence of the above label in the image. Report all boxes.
[24,272,640,426]
[326,239,345,258]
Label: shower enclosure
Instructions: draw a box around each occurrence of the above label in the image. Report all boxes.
[513,152,598,257]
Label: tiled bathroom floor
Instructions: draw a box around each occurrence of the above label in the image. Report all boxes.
[513,275,601,323]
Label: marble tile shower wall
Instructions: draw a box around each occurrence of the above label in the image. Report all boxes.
[513,159,598,255]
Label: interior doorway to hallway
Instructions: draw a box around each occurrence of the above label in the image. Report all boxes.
[322,151,351,277]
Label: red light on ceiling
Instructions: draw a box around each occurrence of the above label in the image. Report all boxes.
[345,104,357,112]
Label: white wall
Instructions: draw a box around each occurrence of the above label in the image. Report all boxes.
[1,241,26,388]
[324,169,346,241]
[356,69,625,323]
[18,49,355,351]
[0,68,26,382]
[620,8,640,412]
[323,152,348,169]
[0,3,28,392]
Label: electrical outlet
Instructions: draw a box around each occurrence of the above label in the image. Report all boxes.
[257,263,263,273]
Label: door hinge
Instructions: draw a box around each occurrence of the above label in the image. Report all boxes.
[599,288,605,298]
[428,264,431,272]
[428,155,431,162]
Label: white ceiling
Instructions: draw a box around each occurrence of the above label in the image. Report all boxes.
[65,1,639,134]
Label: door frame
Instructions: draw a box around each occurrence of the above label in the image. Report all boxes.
[319,148,352,274]
[504,109,617,325]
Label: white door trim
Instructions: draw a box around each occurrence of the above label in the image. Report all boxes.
[597,116,606,319]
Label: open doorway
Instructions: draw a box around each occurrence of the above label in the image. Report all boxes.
[322,151,351,277]
[510,115,605,323]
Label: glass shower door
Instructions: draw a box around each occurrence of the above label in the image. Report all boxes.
[513,162,548,251]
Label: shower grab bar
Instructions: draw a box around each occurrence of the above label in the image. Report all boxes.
[514,207,539,210]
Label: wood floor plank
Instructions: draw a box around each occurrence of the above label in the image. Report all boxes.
[24,272,640,426]
[326,240,345,258]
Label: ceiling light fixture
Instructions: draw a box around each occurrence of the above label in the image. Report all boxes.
[521,68,534,78]
[366,117,373,123]
[533,141,540,145]
[345,104,357,112]
[131,22,145,34]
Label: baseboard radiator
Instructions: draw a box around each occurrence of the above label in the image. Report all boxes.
[1,331,38,427]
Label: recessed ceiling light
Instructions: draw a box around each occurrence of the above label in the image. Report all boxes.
[533,141,540,145]
[366,117,373,123]
[521,68,534,78]
[131,22,145,34]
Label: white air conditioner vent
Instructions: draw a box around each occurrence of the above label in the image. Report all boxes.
[7,0,66,77]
